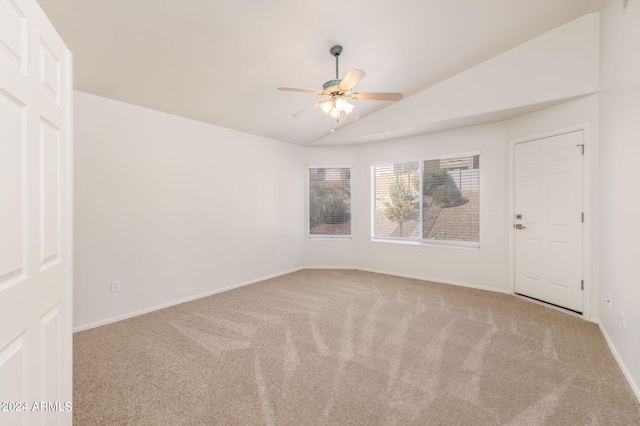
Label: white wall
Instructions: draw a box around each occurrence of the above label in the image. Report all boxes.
[305,123,510,293]
[74,91,305,330]
[305,96,600,299]
[355,124,509,291]
[597,0,640,397]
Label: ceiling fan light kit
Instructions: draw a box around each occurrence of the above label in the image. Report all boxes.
[322,94,354,119]
[278,44,403,123]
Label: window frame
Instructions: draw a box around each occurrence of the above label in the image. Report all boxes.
[370,152,480,249]
[308,165,353,240]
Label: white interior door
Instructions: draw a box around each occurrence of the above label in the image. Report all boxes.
[0,0,72,424]
[514,131,583,313]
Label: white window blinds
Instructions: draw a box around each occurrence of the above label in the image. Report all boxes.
[309,167,351,237]
[372,154,479,246]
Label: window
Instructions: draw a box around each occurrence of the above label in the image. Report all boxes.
[372,154,479,247]
[309,167,351,237]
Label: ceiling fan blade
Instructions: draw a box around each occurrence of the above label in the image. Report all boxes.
[352,92,403,101]
[278,87,324,95]
[345,110,359,122]
[293,102,321,117]
[339,69,366,91]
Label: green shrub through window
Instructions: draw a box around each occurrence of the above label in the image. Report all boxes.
[372,154,479,246]
[309,167,351,237]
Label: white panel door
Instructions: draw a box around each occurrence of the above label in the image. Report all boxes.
[0,0,72,424]
[514,131,583,313]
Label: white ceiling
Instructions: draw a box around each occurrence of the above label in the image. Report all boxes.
[37,0,596,146]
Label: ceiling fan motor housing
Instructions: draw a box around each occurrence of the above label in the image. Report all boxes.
[323,79,342,92]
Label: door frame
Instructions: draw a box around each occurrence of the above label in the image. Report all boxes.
[508,123,596,320]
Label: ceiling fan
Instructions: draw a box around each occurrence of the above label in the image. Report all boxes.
[278,45,403,122]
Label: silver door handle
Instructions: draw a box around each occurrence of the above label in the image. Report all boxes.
[514,224,525,229]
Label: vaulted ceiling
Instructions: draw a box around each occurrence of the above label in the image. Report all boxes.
[37,0,596,145]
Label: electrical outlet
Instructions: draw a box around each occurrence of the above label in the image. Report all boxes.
[111,280,120,293]
[487,208,497,216]
[276,249,281,258]
[607,293,612,309]
[622,312,627,330]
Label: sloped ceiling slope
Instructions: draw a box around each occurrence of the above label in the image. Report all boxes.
[37,0,596,145]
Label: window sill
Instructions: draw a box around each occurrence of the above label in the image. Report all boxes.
[371,237,480,250]
[309,235,352,240]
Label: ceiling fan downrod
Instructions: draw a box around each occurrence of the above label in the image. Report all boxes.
[323,45,344,91]
[330,45,343,80]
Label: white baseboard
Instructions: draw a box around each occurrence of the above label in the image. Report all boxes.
[73,267,304,332]
[74,266,507,332]
[597,320,640,404]
[352,266,511,295]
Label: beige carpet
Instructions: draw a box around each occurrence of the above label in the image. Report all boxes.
[73,270,640,425]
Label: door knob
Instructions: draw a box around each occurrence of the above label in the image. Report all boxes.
[514,224,525,229]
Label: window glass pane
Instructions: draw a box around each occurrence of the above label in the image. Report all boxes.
[421,155,479,242]
[372,154,479,245]
[309,167,351,236]
[373,162,420,238]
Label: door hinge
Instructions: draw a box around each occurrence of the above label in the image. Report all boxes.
[581,212,584,223]
[581,280,584,290]
[577,144,584,155]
